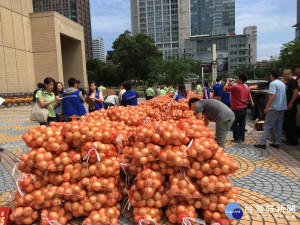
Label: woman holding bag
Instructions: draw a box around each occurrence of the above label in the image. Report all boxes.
[88,81,104,112]
[35,77,60,125]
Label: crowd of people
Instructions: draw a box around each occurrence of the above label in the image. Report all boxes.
[32,78,139,126]
[254,68,299,148]
[188,67,299,149]
[31,66,299,148]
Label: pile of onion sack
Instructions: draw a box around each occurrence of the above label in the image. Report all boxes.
[10,94,239,225]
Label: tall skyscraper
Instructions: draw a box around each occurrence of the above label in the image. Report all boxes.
[93,38,105,62]
[32,0,93,58]
[293,0,300,40]
[190,0,235,36]
[131,0,180,59]
[131,0,256,73]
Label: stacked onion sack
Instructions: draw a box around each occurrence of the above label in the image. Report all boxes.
[12,116,123,225]
[11,95,239,225]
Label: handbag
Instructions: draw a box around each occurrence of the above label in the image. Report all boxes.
[30,91,48,123]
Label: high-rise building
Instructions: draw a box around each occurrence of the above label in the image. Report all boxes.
[32,0,93,58]
[92,37,105,62]
[293,0,300,40]
[130,0,180,59]
[190,0,235,36]
[131,0,257,73]
[185,26,257,74]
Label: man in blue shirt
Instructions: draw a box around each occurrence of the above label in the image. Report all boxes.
[221,90,231,108]
[254,69,287,149]
[61,77,86,121]
[121,82,138,106]
[213,78,223,100]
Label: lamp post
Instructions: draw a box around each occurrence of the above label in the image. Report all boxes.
[212,44,217,85]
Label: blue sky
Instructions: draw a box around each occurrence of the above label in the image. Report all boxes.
[90,0,297,61]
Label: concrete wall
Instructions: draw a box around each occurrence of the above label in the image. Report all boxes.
[61,35,85,86]
[30,11,87,89]
[0,0,35,93]
[0,0,87,93]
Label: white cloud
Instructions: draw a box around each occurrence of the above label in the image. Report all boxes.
[90,0,297,58]
[236,0,296,60]
[257,43,282,60]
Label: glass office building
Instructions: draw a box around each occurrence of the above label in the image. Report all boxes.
[131,0,256,71]
[131,0,180,59]
[185,26,256,74]
[190,0,235,36]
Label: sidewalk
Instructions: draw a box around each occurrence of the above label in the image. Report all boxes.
[0,106,299,224]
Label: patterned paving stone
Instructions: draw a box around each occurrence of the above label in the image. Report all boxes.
[226,144,269,162]
[228,154,256,179]
[255,156,300,181]
[1,140,31,154]
[233,167,300,211]
[233,187,300,225]
[1,106,300,225]
[0,162,16,193]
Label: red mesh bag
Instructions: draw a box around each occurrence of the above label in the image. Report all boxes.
[133,207,163,225]
[136,121,190,146]
[83,157,121,177]
[168,173,201,200]
[81,141,117,163]
[197,174,233,194]
[129,182,169,208]
[178,118,214,138]
[135,169,165,199]
[9,207,39,225]
[81,176,119,193]
[200,152,239,176]
[83,204,121,225]
[165,204,198,224]
[132,142,161,165]
[47,150,81,173]
[157,144,190,167]
[40,207,72,225]
[185,158,205,179]
[55,182,86,201]
[186,138,219,162]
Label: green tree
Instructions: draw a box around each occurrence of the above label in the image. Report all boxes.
[112,31,163,84]
[277,39,300,71]
[86,58,121,87]
[163,59,192,84]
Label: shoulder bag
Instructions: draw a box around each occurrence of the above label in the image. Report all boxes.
[30,91,48,123]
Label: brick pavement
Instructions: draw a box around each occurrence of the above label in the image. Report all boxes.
[0,106,299,225]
